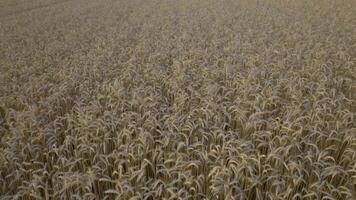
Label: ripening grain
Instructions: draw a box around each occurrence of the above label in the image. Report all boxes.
[0,0,355,199]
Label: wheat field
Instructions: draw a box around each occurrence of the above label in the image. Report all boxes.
[0,0,355,199]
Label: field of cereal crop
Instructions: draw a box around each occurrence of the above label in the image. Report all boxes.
[0,0,355,199]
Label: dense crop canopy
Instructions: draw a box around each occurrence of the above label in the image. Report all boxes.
[0,0,355,199]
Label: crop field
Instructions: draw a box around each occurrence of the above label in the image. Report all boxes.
[0,0,356,199]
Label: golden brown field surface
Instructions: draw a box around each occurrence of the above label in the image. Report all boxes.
[0,0,355,199]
